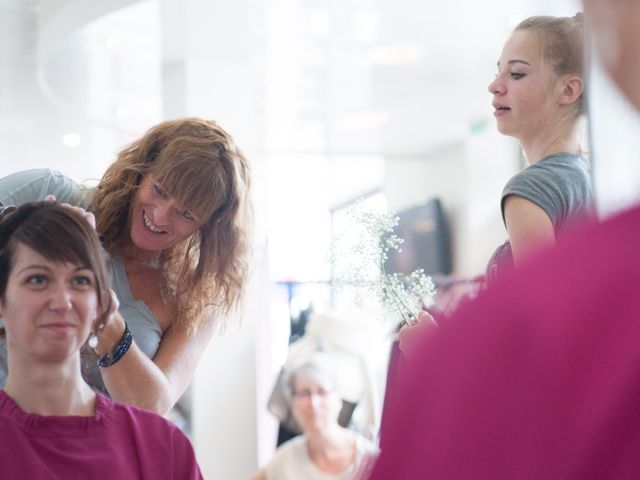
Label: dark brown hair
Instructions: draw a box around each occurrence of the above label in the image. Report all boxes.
[0,202,112,330]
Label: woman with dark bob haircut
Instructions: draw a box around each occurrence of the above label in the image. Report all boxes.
[0,117,253,413]
[0,202,202,478]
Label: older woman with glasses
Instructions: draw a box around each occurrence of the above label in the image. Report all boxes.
[249,354,376,480]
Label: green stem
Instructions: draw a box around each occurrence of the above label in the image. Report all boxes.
[380,258,416,325]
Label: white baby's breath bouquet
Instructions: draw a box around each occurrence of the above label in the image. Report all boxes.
[330,201,435,326]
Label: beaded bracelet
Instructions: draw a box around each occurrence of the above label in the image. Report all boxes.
[97,323,133,368]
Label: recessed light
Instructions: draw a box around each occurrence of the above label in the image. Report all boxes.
[339,110,389,130]
[116,106,132,118]
[105,36,121,48]
[366,45,422,66]
[62,134,82,147]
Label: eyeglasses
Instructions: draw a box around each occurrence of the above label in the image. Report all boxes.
[292,388,333,400]
[0,205,16,219]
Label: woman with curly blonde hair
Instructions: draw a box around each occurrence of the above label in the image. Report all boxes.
[0,117,253,414]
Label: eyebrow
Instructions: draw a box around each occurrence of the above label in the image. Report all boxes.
[497,59,532,68]
[16,265,89,275]
[17,265,51,275]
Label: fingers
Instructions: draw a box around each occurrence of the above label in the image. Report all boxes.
[58,202,96,229]
[418,310,438,326]
[398,312,438,358]
[43,196,96,229]
[98,289,120,329]
[85,211,96,229]
[101,288,119,317]
[109,288,120,314]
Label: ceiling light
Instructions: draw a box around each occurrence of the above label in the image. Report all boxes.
[366,45,422,66]
[306,8,331,36]
[115,105,132,118]
[339,110,389,130]
[354,11,379,43]
[62,133,82,147]
[105,36,121,48]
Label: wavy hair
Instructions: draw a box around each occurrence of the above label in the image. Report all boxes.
[91,118,253,331]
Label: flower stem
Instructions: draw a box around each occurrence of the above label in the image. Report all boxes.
[380,259,416,325]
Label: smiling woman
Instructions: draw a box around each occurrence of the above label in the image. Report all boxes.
[5,244,98,363]
[0,117,253,415]
[128,176,202,254]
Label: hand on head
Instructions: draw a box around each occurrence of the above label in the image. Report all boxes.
[44,194,96,229]
[96,288,120,329]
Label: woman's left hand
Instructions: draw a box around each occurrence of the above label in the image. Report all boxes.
[44,194,96,229]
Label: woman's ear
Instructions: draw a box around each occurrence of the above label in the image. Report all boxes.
[557,74,584,105]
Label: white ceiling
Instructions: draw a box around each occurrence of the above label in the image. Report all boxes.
[0,0,581,187]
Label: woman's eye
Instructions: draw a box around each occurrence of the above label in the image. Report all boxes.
[182,210,195,221]
[72,275,93,288]
[510,72,525,80]
[152,184,168,199]
[26,275,47,286]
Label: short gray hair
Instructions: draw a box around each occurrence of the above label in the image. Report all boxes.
[284,354,339,401]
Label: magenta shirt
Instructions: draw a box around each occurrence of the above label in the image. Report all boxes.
[370,205,640,479]
[0,391,203,479]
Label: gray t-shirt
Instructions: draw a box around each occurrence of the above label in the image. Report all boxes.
[500,152,595,234]
[486,153,595,283]
[0,169,162,392]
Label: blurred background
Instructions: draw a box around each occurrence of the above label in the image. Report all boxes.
[2,0,640,477]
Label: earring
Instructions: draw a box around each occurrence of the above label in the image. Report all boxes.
[88,322,105,350]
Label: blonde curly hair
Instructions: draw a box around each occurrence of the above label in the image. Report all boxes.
[92,118,253,331]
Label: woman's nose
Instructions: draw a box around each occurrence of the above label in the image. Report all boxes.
[489,75,505,95]
[309,393,320,405]
[153,201,173,224]
[49,284,72,312]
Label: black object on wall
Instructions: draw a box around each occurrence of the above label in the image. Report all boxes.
[385,198,452,276]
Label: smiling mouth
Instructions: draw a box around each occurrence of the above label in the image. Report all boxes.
[143,211,167,234]
[41,323,76,331]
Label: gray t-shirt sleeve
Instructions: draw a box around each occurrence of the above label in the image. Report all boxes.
[500,154,594,234]
[501,166,568,229]
[0,168,91,209]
